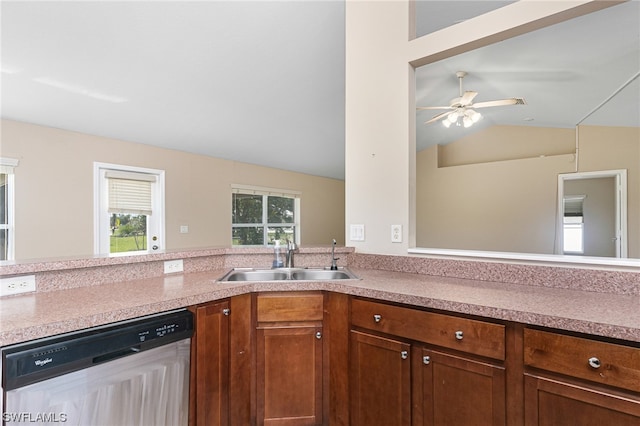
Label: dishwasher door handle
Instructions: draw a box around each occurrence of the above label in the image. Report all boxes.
[93,346,142,364]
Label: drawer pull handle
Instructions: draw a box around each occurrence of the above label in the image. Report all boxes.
[588,357,601,369]
[373,314,382,323]
[423,355,431,365]
[316,331,322,340]
[455,330,464,340]
[401,350,408,360]
[222,308,230,316]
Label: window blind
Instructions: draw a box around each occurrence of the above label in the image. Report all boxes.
[106,170,156,215]
[564,195,585,217]
[231,184,301,199]
[0,158,19,175]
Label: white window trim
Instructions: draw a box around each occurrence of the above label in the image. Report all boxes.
[231,184,301,246]
[93,162,165,255]
[0,158,18,260]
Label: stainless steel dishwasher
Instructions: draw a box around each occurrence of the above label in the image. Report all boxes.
[1,309,193,426]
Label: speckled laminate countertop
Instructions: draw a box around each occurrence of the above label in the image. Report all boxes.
[1,267,638,347]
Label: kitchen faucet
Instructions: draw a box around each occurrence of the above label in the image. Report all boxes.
[285,239,297,268]
[330,239,339,270]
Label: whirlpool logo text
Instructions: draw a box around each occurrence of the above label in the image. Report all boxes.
[34,357,53,367]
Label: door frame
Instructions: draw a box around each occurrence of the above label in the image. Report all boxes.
[557,169,627,257]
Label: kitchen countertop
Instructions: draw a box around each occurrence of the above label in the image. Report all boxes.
[1,267,638,347]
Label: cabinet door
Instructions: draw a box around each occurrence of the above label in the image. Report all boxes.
[349,330,411,426]
[524,374,640,426]
[416,348,505,426]
[192,300,230,426]
[257,324,323,425]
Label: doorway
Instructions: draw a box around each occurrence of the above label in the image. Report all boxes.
[557,170,627,257]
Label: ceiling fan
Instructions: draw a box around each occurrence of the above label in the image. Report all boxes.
[417,71,526,128]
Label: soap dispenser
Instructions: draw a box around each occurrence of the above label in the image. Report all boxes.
[272,241,284,268]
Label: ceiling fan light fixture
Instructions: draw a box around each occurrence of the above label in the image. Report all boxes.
[419,70,523,130]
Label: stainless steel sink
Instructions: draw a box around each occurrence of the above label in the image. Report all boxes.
[222,270,289,281]
[217,267,359,282]
[290,270,352,280]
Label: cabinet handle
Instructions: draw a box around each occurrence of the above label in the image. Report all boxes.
[401,350,408,360]
[455,330,464,340]
[316,331,322,339]
[588,357,601,369]
[423,355,431,365]
[373,314,382,323]
[222,308,230,316]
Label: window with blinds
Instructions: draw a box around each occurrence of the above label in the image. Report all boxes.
[94,163,164,255]
[106,170,156,215]
[231,185,300,246]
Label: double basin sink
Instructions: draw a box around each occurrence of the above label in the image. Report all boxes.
[217,267,359,282]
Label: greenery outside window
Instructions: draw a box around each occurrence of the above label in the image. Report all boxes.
[232,185,300,246]
[0,158,18,260]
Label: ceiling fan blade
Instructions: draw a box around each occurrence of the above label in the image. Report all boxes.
[459,91,478,106]
[417,106,452,110]
[472,97,526,108]
[425,110,453,124]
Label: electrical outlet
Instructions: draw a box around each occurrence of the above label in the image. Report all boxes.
[391,224,402,243]
[164,259,184,274]
[0,275,36,297]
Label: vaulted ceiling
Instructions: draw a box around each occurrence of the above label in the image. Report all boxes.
[2,1,638,179]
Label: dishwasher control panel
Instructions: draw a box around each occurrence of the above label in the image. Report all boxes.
[2,309,193,390]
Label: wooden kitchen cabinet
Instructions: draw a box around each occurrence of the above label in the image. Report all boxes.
[256,292,325,425]
[189,294,254,426]
[189,299,231,426]
[351,298,506,360]
[349,330,412,426]
[414,348,506,426]
[523,327,640,425]
[350,297,508,426]
[187,293,639,426]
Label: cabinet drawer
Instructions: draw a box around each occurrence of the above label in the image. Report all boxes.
[351,299,505,360]
[524,328,640,392]
[257,292,324,322]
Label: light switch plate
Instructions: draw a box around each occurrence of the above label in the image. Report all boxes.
[350,224,365,241]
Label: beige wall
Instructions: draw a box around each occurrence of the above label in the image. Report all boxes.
[577,125,640,257]
[1,119,345,260]
[416,125,639,257]
[416,126,577,254]
[437,125,576,167]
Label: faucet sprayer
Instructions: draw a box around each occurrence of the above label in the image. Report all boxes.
[330,239,339,270]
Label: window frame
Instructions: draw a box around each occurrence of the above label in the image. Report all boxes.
[0,158,18,261]
[231,184,301,247]
[93,162,165,256]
